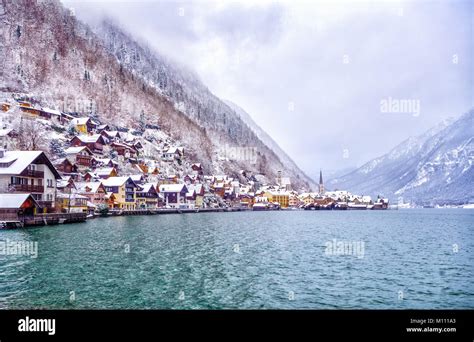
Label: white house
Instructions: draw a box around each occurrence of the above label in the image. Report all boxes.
[0,149,61,210]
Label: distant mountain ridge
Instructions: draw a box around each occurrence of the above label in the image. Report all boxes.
[327,110,474,205]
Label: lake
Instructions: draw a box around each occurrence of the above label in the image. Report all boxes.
[0,209,472,309]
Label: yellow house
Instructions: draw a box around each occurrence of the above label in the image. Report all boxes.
[102,176,139,210]
[263,191,289,208]
[56,193,88,213]
[299,193,315,205]
[272,192,290,208]
[71,117,91,134]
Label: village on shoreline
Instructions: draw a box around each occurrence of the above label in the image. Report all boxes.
[0,97,389,228]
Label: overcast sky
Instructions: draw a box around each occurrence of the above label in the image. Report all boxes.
[64,0,473,178]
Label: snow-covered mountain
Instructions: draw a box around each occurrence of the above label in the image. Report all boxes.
[0,0,314,189]
[224,100,316,188]
[327,110,474,205]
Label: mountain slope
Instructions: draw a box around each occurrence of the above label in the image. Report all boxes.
[224,100,316,188]
[0,0,212,164]
[327,110,474,205]
[94,19,314,189]
[0,0,313,189]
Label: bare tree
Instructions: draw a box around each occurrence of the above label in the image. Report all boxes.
[14,117,47,151]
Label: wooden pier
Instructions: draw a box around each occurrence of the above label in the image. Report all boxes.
[21,213,87,227]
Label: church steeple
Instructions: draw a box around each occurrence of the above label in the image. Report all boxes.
[319,169,324,194]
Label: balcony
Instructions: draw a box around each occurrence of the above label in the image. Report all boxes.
[37,201,53,208]
[9,184,44,192]
[20,169,44,178]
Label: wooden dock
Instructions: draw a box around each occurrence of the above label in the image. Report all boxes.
[21,213,87,227]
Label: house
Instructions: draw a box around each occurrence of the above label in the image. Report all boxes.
[70,117,94,134]
[70,135,106,154]
[165,175,179,184]
[0,150,61,211]
[212,182,225,198]
[0,193,41,221]
[163,147,183,161]
[185,187,196,207]
[75,182,108,205]
[267,191,290,208]
[38,107,61,123]
[64,146,95,168]
[136,183,159,209]
[288,192,301,207]
[299,193,316,205]
[19,103,41,117]
[56,193,88,213]
[186,184,205,208]
[0,150,61,209]
[133,141,143,151]
[239,193,254,208]
[0,129,18,150]
[183,174,195,184]
[111,142,137,159]
[90,167,118,179]
[96,124,110,133]
[94,158,119,170]
[100,130,121,142]
[102,176,140,210]
[53,158,78,176]
[191,163,203,175]
[134,164,148,175]
[60,112,75,124]
[158,184,188,208]
[56,176,76,192]
[130,174,145,184]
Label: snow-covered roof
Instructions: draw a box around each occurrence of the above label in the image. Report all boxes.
[0,150,60,178]
[95,158,118,166]
[75,182,103,193]
[0,193,38,208]
[73,134,103,143]
[159,184,187,193]
[111,142,135,150]
[104,130,120,138]
[42,108,61,116]
[137,183,156,193]
[93,167,115,176]
[165,147,181,154]
[57,179,75,189]
[64,146,91,155]
[71,117,91,125]
[129,174,143,182]
[102,176,134,187]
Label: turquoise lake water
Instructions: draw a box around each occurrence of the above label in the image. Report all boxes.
[0,209,472,309]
